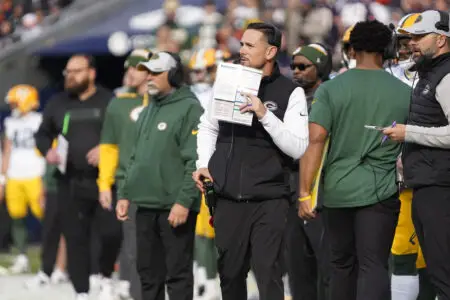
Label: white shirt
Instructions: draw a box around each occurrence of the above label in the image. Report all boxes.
[196,87,309,169]
[190,83,213,110]
[4,111,45,179]
[386,61,418,87]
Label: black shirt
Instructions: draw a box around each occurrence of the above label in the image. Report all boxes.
[35,86,112,178]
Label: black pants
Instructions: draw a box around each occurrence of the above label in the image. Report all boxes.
[324,195,400,300]
[284,203,330,300]
[40,191,61,276]
[120,203,142,300]
[214,198,289,300]
[412,186,450,300]
[136,207,197,300]
[58,178,123,293]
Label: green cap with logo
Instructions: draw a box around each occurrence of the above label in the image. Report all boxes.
[124,49,153,69]
[292,43,329,68]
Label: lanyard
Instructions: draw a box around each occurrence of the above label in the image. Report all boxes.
[62,113,70,136]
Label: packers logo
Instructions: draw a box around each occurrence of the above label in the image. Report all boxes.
[129,106,145,122]
[157,122,167,131]
[263,101,278,111]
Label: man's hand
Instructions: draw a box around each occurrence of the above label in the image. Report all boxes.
[116,199,130,221]
[383,124,406,142]
[298,195,316,220]
[46,148,61,165]
[168,203,189,228]
[192,168,213,193]
[86,146,100,166]
[99,190,113,211]
[239,93,267,120]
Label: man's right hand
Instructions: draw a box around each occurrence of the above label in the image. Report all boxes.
[192,168,213,193]
[99,190,113,211]
[116,199,130,221]
[46,148,61,165]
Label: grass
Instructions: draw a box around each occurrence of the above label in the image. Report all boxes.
[0,245,42,274]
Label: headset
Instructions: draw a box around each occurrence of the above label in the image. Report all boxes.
[312,43,333,81]
[436,10,450,32]
[384,23,398,61]
[163,51,184,88]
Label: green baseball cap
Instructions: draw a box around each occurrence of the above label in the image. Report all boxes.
[124,49,153,68]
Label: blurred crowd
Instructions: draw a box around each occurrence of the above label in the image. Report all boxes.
[153,0,450,72]
[0,0,73,48]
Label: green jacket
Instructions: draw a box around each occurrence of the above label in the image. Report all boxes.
[117,86,203,211]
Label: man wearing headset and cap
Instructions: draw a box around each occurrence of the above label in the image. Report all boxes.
[383,10,450,299]
[284,43,332,300]
[98,48,152,300]
[115,51,203,300]
[387,13,437,300]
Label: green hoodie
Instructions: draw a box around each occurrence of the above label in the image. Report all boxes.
[117,86,204,211]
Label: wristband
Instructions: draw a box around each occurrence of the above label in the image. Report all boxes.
[0,174,6,185]
[298,195,311,202]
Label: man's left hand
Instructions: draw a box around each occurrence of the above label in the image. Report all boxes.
[86,145,100,166]
[239,93,267,120]
[168,203,189,228]
[382,124,406,142]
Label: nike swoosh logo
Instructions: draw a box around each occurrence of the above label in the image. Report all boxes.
[300,112,307,116]
[192,129,199,135]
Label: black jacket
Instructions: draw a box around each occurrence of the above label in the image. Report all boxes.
[208,66,299,201]
[403,53,450,188]
[35,86,112,178]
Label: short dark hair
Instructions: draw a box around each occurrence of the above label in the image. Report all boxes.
[71,54,96,69]
[350,20,392,55]
[246,22,282,49]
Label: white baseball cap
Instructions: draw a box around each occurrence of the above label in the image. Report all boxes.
[398,10,450,37]
[137,52,177,73]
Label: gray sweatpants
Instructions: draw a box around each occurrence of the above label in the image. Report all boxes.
[119,203,142,300]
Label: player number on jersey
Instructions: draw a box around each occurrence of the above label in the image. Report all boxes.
[12,128,35,149]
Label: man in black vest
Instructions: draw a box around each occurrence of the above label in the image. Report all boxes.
[193,22,309,300]
[383,10,450,300]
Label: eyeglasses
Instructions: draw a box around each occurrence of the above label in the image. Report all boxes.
[290,63,314,71]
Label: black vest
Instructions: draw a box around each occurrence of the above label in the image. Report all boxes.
[208,66,298,201]
[402,53,450,188]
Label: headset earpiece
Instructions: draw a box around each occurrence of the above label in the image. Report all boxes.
[435,10,450,32]
[384,23,398,61]
[310,43,333,81]
[164,52,184,88]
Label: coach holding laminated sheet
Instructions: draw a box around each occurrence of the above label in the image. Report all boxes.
[193,22,309,300]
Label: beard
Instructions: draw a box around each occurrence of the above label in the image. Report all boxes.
[65,78,90,96]
[294,77,317,91]
[147,83,159,96]
[413,48,436,72]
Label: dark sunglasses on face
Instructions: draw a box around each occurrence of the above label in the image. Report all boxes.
[149,71,163,76]
[290,63,314,71]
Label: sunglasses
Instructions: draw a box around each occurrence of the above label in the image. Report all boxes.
[149,71,163,76]
[290,63,314,71]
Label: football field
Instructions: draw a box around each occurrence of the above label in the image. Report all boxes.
[0,246,262,300]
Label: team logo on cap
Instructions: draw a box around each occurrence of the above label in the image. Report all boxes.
[263,101,278,111]
[157,122,167,131]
